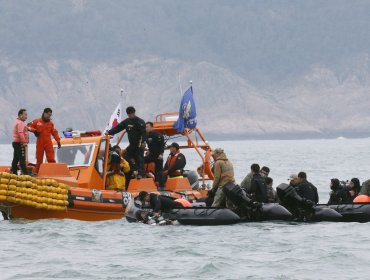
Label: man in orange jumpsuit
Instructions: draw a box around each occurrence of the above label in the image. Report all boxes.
[28,108,61,173]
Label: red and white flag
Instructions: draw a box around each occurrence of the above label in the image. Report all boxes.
[105,102,122,143]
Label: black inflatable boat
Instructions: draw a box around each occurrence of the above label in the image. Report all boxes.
[125,183,370,225]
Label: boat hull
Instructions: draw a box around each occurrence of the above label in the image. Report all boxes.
[6,204,124,221]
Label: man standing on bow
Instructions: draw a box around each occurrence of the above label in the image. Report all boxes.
[11,109,30,175]
[28,108,61,173]
[106,106,146,178]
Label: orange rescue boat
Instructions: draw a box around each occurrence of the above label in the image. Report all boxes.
[0,112,214,221]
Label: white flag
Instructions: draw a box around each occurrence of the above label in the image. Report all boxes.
[105,102,123,143]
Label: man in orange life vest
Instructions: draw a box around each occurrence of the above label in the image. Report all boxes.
[160,142,186,190]
[28,108,61,173]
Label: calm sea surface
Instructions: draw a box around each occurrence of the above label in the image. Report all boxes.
[1,139,370,280]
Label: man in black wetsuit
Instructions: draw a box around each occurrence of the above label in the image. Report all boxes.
[296,171,319,204]
[144,121,164,188]
[248,163,268,203]
[106,106,146,178]
[138,191,183,216]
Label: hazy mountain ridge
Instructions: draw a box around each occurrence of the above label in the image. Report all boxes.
[1,56,369,143]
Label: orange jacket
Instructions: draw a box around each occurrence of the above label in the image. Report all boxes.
[28,117,60,143]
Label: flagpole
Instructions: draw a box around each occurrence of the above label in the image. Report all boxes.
[116,88,126,146]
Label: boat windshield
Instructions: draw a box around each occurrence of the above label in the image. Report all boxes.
[53,144,95,167]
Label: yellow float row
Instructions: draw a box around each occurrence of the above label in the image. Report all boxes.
[0,172,69,211]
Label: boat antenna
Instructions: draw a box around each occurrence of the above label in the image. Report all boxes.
[120,88,125,104]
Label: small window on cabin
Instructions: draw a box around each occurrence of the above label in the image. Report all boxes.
[54,144,94,167]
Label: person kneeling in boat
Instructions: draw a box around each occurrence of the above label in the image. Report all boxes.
[137,191,188,216]
[327,178,351,205]
[105,146,130,191]
[211,148,236,209]
[160,142,186,190]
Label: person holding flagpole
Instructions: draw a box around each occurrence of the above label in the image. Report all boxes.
[105,106,146,179]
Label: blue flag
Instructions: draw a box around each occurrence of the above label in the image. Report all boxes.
[173,86,197,133]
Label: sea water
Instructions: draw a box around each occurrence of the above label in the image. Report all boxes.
[0,139,369,280]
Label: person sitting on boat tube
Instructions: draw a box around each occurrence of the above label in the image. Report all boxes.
[28,108,61,174]
[105,145,130,191]
[160,142,186,190]
[137,191,188,216]
[211,148,236,208]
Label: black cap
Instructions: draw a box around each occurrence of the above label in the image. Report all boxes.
[138,191,148,201]
[126,106,135,114]
[170,142,180,149]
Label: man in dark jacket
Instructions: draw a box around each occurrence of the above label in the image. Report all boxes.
[248,163,268,203]
[106,106,146,178]
[144,122,164,187]
[296,171,319,204]
[138,191,183,216]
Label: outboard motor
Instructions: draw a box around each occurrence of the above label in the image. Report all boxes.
[223,183,257,218]
[276,183,313,209]
[223,183,252,206]
[276,183,314,221]
[125,199,145,223]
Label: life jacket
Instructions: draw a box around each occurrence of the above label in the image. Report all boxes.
[175,198,192,208]
[165,151,182,177]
